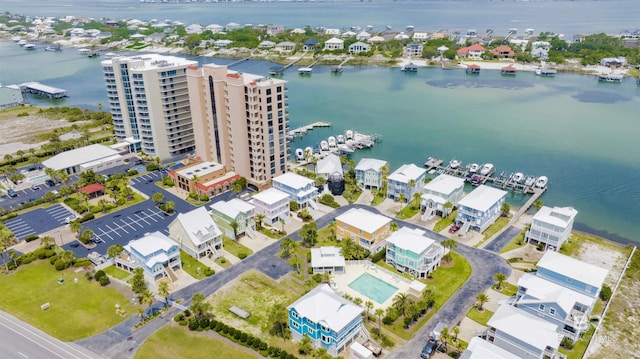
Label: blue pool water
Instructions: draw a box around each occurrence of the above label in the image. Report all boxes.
[348,273,399,304]
[29,174,50,183]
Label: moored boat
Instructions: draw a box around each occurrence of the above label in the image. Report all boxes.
[45,45,62,52]
[23,44,37,50]
[320,140,329,151]
[449,159,461,169]
[524,176,536,187]
[401,62,418,72]
[480,163,495,176]
[512,172,524,183]
[298,67,312,75]
[345,130,354,140]
[336,135,345,144]
[535,176,548,188]
[327,136,337,148]
[295,148,305,161]
[468,163,479,173]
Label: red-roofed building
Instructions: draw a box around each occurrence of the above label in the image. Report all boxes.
[501,65,517,76]
[169,160,240,197]
[492,45,515,58]
[457,44,486,60]
[78,183,106,199]
[466,64,481,74]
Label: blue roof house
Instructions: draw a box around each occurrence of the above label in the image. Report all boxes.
[288,284,363,357]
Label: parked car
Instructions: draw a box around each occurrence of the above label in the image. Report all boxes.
[449,224,460,233]
[45,179,56,187]
[7,189,18,197]
[420,339,439,358]
[31,184,40,190]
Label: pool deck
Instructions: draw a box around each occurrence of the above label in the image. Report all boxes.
[331,262,415,310]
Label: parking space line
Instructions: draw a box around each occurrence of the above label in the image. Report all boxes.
[97,228,115,241]
[115,222,129,235]
[129,217,145,228]
[120,219,138,231]
[135,213,151,225]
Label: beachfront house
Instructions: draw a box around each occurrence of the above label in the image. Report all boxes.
[535,251,608,301]
[412,32,429,42]
[210,199,256,240]
[288,284,364,357]
[387,163,426,203]
[272,172,319,209]
[275,41,296,53]
[356,31,371,41]
[316,154,343,179]
[461,337,521,359]
[119,232,182,282]
[341,31,356,38]
[511,273,595,341]
[600,57,628,67]
[405,43,424,57]
[303,38,319,51]
[457,44,486,60]
[525,206,578,250]
[349,41,371,54]
[324,37,344,51]
[355,158,387,190]
[531,47,549,60]
[492,45,515,58]
[335,208,391,253]
[486,304,563,359]
[385,227,444,278]
[311,246,345,274]
[421,174,465,219]
[168,207,223,259]
[455,185,507,233]
[250,188,291,227]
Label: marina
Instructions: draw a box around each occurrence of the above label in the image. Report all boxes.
[293,127,381,162]
[18,82,68,99]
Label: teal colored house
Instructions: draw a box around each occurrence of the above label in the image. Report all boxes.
[210,199,255,240]
[288,284,363,357]
[385,227,444,279]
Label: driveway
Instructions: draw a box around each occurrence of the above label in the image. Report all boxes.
[483,225,522,253]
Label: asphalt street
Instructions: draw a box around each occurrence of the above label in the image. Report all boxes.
[484,225,522,253]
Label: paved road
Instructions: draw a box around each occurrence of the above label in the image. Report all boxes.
[77,204,510,359]
[0,310,101,359]
[484,225,522,253]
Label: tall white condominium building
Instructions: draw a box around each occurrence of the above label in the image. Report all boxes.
[102,54,198,160]
[187,64,288,189]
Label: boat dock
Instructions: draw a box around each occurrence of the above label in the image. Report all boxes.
[18,82,67,99]
[270,50,309,75]
[287,121,332,137]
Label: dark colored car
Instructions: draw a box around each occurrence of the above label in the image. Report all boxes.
[449,224,460,233]
[420,339,438,358]
[45,179,56,187]
[7,189,18,197]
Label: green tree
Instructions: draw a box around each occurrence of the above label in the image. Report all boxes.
[279,237,295,258]
[412,191,421,209]
[495,272,507,290]
[229,220,239,238]
[268,303,291,340]
[139,289,154,318]
[375,308,384,338]
[390,222,399,232]
[501,202,511,217]
[70,221,82,238]
[452,326,460,343]
[79,229,94,244]
[392,292,409,316]
[533,199,544,211]
[107,244,124,259]
[163,200,175,214]
[43,191,57,204]
[158,281,170,308]
[40,236,54,249]
[98,198,108,213]
[365,301,374,322]
[298,335,313,355]
[441,238,457,263]
[0,231,16,271]
[440,326,450,352]
[131,267,147,294]
[190,292,212,319]
[444,201,453,217]
[299,222,318,247]
[254,214,266,230]
[476,292,489,311]
[152,192,164,205]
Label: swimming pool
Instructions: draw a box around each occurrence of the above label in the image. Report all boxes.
[348,273,399,304]
[29,174,50,183]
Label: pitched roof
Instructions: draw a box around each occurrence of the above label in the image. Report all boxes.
[316,154,343,176]
[423,174,464,196]
[78,183,105,194]
[533,206,578,228]
[335,208,391,234]
[355,158,387,172]
[517,273,594,313]
[461,338,520,359]
[172,207,221,246]
[42,144,121,171]
[457,185,506,212]
[386,227,440,255]
[536,251,608,289]
[251,188,290,205]
[273,172,314,189]
[288,284,362,332]
[488,304,561,352]
[388,163,426,184]
[210,198,254,219]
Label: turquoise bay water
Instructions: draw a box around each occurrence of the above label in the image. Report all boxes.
[349,273,399,304]
[0,41,638,244]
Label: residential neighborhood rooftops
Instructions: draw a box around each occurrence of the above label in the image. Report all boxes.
[126,231,175,257]
[461,337,520,359]
[388,163,426,183]
[273,172,315,189]
[173,207,221,246]
[457,185,507,212]
[536,251,608,289]
[210,198,254,219]
[287,284,362,333]
[251,188,290,205]
[335,208,391,234]
[424,174,465,195]
[517,273,594,311]
[386,227,437,255]
[533,206,578,227]
[355,158,387,172]
[311,247,345,269]
[488,304,562,352]
[316,154,343,176]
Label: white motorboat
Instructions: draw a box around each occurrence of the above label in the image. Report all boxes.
[449,159,461,169]
[345,130,354,140]
[295,148,304,161]
[336,135,345,144]
[524,176,536,187]
[320,140,329,151]
[468,163,479,173]
[480,163,494,176]
[512,172,524,183]
[23,44,37,50]
[338,144,355,154]
[17,39,27,46]
[298,67,312,75]
[327,136,337,147]
[535,176,548,188]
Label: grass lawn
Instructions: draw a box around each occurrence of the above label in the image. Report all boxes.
[432,211,457,233]
[466,307,494,326]
[395,205,420,220]
[0,261,135,341]
[215,256,232,268]
[184,195,210,207]
[135,325,257,359]
[482,217,509,241]
[559,326,595,359]
[103,265,131,280]
[499,228,527,254]
[316,225,341,247]
[491,282,518,297]
[259,227,285,239]
[222,237,253,258]
[384,252,472,340]
[370,191,386,206]
[180,250,210,280]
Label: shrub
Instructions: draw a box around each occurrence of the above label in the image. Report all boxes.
[188,318,199,331]
[240,332,248,343]
[0,212,18,221]
[90,206,101,214]
[371,248,386,263]
[188,192,198,200]
[127,169,139,176]
[561,337,575,349]
[94,270,106,281]
[146,163,159,171]
[74,258,92,267]
[49,256,58,265]
[78,213,95,223]
[99,275,110,286]
[174,314,185,322]
[34,248,47,259]
[45,249,56,258]
[306,252,312,263]
[234,330,242,340]
[246,337,255,347]
[204,267,215,276]
[199,195,209,202]
[307,267,313,274]
[238,252,247,260]
[19,254,34,265]
[183,309,191,317]
[289,201,299,212]
[54,259,68,271]
[85,271,93,281]
[214,321,224,332]
[24,234,39,242]
[162,176,174,187]
[179,320,188,326]
[312,273,323,283]
[403,316,413,328]
[600,284,612,301]
[17,112,29,117]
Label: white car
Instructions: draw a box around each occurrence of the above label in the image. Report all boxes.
[64,215,78,224]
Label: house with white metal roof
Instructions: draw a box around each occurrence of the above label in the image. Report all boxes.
[421,174,465,219]
[272,172,319,209]
[335,208,391,253]
[486,304,563,359]
[385,227,443,278]
[275,41,296,53]
[461,337,521,359]
[387,163,426,203]
[412,32,429,42]
[288,284,363,357]
[455,185,507,233]
[535,251,608,300]
[356,31,371,41]
[311,247,345,274]
[42,144,124,175]
[120,231,182,281]
[526,206,578,250]
[210,199,255,239]
[348,41,371,54]
[316,154,343,179]
[251,188,290,226]
[324,37,344,51]
[168,207,223,259]
[355,158,387,190]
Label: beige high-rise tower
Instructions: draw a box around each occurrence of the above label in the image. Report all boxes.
[187,64,288,189]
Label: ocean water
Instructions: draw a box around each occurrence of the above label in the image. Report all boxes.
[1,41,638,244]
[3,0,640,37]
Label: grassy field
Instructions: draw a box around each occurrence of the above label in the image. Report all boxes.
[103,265,131,280]
[135,325,257,359]
[499,228,527,254]
[395,204,420,220]
[222,237,254,258]
[466,307,494,326]
[180,250,209,280]
[432,211,457,233]
[491,282,518,297]
[385,252,472,339]
[0,261,135,341]
[559,326,595,359]
[482,217,509,241]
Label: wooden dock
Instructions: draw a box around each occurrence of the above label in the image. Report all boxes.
[288,121,331,135]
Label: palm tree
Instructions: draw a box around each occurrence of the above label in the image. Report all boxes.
[533,199,544,211]
[98,199,108,213]
[163,200,175,214]
[280,218,286,232]
[58,170,70,187]
[452,326,460,343]
[476,292,489,311]
[70,221,82,238]
[40,236,54,249]
[375,308,384,338]
[16,150,25,163]
[444,201,453,218]
[365,301,374,322]
[390,222,399,232]
[280,237,295,258]
[440,326,449,353]
[441,238,458,263]
[158,281,170,308]
[408,179,416,194]
[397,193,406,207]
[191,174,200,197]
[3,154,13,165]
[501,202,511,217]
[392,292,409,316]
[254,214,266,230]
[229,220,239,239]
[412,191,421,209]
[139,289,154,319]
[495,272,507,291]
[353,297,363,307]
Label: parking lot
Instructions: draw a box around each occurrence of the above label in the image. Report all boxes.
[89,207,169,244]
[127,170,162,186]
[4,205,74,240]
